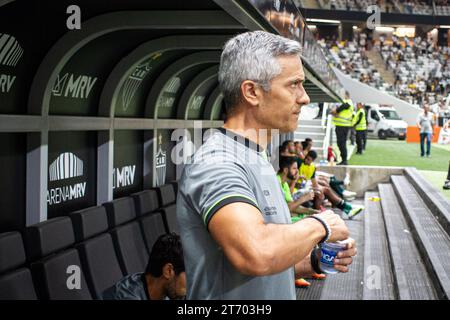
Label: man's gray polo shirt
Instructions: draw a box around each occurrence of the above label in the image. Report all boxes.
[177,128,296,300]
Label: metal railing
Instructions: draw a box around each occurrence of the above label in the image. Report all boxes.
[322,114,333,160]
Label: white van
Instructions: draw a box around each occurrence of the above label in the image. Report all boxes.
[365,104,408,140]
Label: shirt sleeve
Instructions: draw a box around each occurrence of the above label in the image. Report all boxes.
[182,157,259,229]
[354,112,363,126]
[336,103,350,113]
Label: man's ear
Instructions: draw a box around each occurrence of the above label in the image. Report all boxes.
[241,80,262,107]
[162,263,174,280]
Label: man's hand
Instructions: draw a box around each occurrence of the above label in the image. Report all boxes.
[333,237,357,273]
[313,210,349,242]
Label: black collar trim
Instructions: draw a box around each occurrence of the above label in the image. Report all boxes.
[217,127,266,153]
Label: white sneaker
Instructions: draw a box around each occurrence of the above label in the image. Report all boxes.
[342,190,357,201]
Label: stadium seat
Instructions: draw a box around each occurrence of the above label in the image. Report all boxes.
[169,180,179,196]
[103,197,137,228]
[74,210,123,299]
[106,196,148,275]
[70,206,109,243]
[131,190,160,216]
[24,217,91,300]
[110,221,149,275]
[0,232,37,300]
[161,204,179,234]
[153,184,176,207]
[140,211,167,252]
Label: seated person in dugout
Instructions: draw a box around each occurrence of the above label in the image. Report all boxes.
[279,139,296,158]
[294,141,304,160]
[298,141,356,201]
[298,140,357,201]
[316,171,357,201]
[277,156,319,219]
[298,150,364,219]
[277,156,326,287]
[102,233,186,300]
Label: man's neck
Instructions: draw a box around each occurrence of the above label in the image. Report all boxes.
[146,274,165,300]
[223,111,273,150]
[279,172,288,183]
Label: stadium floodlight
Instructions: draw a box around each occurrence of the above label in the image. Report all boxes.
[306,18,340,24]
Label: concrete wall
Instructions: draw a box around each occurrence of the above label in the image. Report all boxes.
[316,165,405,197]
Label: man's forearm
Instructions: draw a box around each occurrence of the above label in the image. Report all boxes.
[252,218,325,276]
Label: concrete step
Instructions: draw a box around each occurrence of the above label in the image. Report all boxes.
[296,125,325,134]
[404,167,450,238]
[294,133,326,141]
[366,49,396,85]
[378,183,438,300]
[362,192,396,300]
[391,175,450,299]
[298,119,322,127]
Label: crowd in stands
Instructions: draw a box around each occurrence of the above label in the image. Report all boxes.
[435,0,450,15]
[319,0,396,12]
[319,38,391,93]
[378,35,450,106]
[320,34,450,111]
[398,0,433,15]
[313,0,444,14]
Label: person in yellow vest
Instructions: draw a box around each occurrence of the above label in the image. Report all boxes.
[332,91,354,165]
[352,103,367,155]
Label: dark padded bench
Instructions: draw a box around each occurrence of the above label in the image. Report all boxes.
[152,184,179,233]
[132,190,167,253]
[71,206,123,299]
[0,232,37,300]
[24,217,91,300]
[103,197,149,276]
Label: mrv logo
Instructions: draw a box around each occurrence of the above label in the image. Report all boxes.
[0,33,24,94]
[0,33,24,67]
[113,165,136,189]
[52,73,98,99]
[47,152,86,206]
[0,74,15,93]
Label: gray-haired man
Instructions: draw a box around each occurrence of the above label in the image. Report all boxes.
[177,31,357,299]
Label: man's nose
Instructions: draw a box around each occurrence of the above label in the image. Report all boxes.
[297,87,310,106]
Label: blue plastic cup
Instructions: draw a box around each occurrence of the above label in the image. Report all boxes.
[319,240,348,274]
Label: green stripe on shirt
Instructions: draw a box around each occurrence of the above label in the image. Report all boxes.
[203,194,259,225]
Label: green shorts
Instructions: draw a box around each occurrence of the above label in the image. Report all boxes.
[291,214,306,223]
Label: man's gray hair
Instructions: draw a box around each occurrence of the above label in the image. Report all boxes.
[218,31,302,114]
